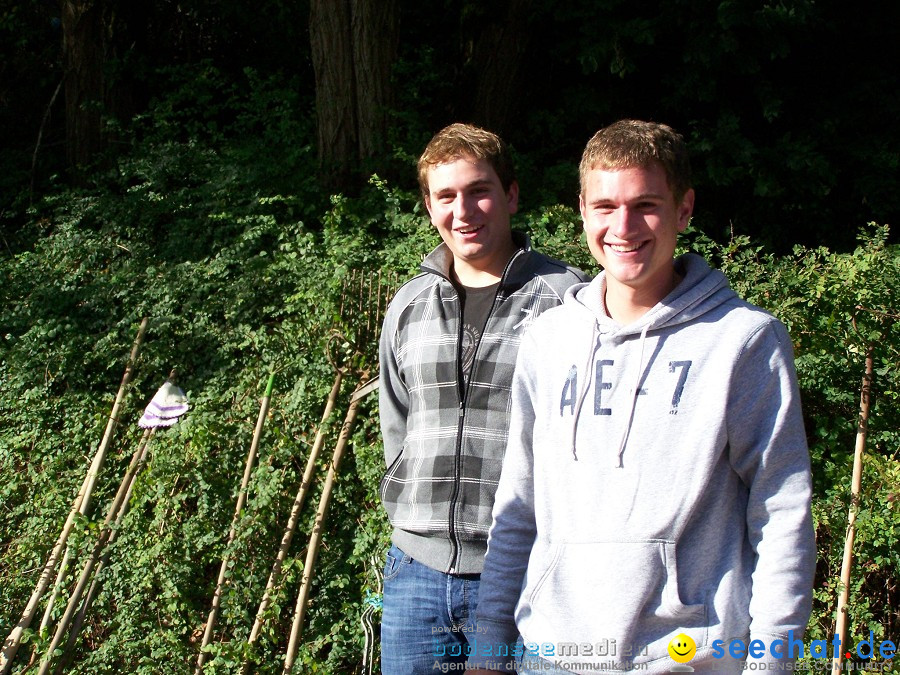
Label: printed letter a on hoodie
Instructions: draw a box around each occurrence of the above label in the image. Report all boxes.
[560,365,577,416]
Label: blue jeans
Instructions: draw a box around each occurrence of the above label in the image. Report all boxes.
[380,544,481,675]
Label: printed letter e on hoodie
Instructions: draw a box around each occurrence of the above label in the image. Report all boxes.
[594,359,614,416]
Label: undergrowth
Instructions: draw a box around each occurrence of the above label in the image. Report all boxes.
[1,67,898,674]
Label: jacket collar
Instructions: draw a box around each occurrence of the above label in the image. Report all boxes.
[420,231,532,284]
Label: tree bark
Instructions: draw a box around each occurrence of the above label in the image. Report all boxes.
[310,0,358,189]
[61,0,105,171]
[468,0,535,137]
[60,0,142,177]
[310,0,398,192]
[351,0,398,161]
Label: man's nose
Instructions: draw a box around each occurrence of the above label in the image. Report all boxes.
[453,195,474,220]
[610,207,635,237]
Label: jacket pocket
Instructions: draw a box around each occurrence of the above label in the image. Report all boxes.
[522,540,707,665]
[379,444,405,504]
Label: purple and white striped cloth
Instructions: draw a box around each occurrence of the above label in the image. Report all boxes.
[139,381,189,428]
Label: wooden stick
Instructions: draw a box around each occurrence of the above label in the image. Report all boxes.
[54,428,152,674]
[36,427,155,675]
[240,371,343,675]
[1,317,149,675]
[51,370,179,672]
[281,377,375,674]
[366,272,374,338]
[28,547,74,669]
[195,373,276,674]
[35,317,151,652]
[832,342,875,673]
[360,555,383,675]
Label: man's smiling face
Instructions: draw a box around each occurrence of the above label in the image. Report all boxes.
[580,161,694,305]
[425,154,518,284]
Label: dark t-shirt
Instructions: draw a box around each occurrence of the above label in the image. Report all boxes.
[457,281,500,387]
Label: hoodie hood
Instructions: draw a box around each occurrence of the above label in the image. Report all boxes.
[563,253,738,463]
[567,252,736,336]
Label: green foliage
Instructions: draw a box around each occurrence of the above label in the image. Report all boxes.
[2,67,899,674]
[0,87,400,672]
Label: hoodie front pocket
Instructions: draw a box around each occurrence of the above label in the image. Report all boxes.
[523,540,706,664]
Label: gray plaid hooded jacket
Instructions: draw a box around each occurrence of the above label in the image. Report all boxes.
[379,233,587,574]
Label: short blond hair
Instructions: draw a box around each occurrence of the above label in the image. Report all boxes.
[417,123,516,198]
[579,119,692,202]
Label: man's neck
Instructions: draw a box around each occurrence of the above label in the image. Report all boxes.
[604,267,683,325]
[451,243,518,288]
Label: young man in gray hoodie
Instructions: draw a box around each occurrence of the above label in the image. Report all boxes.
[467,119,816,674]
[378,123,588,674]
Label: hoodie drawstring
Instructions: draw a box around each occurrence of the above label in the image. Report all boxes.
[570,322,600,461]
[614,324,650,467]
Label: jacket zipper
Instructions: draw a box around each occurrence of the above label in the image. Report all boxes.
[446,248,525,573]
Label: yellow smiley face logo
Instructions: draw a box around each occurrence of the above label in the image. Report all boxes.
[668,633,697,663]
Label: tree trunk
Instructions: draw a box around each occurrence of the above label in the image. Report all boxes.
[310,0,398,192]
[351,0,398,162]
[468,0,535,137]
[61,0,105,171]
[60,0,141,178]
[310,0,358,189]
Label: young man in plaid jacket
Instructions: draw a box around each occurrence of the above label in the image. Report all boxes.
[378,123,588,674]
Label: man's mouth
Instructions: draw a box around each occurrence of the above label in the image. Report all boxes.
[457,225,484,235]
[607,241,646,253]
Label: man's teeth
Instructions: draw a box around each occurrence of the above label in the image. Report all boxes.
[608,242,644,252]
[458,226,482,234]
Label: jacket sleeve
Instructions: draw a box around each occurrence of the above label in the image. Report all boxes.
[467,333,540,672]
[379,302,409,470]
[726,319,816,662]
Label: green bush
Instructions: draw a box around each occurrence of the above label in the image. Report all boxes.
[1,74,898,673]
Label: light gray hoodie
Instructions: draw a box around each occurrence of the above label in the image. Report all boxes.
[471,253,816,673]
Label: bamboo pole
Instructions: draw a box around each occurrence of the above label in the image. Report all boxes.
[37,427,156,675]
[54,428,150,674]
[1,316,149,675]
[195,373,276,674]
[831,342,875,674]
[49,371,182,672]
[281,377,375,675]
[240,371,343,675]
[36,317,151,645]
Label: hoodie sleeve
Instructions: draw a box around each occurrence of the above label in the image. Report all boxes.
[467,333,540,672]
[379,302,409,470]
[726,318,816,660]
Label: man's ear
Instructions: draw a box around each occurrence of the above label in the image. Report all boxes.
[676,189,695,232]
[424,194,434,221]
[506,181,520,215]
